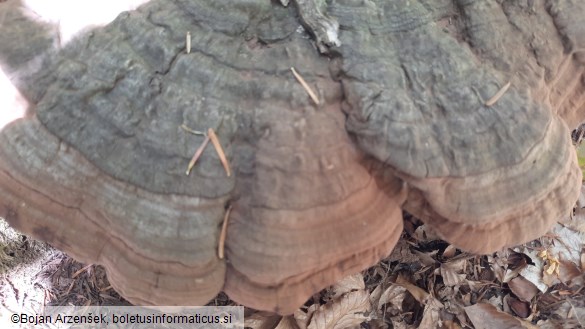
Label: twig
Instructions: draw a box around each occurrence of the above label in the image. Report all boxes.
[485,81,511,107]
[208,128,231,177]
[218,206,232,259]
[186,135,211,175]
[291,67,320,105]
[186,31,191,54]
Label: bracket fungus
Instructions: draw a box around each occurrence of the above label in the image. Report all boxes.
[0,0,584,314]
[331,0,584,253]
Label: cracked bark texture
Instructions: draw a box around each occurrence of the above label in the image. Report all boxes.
[0,0,583,314]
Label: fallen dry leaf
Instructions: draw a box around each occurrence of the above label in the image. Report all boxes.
[465,303,538,329]
[377,284,407,311]
[369,284,382,308]
[441,319,462,329]
[395,275,430,304]
[488,254,507,283]
[507,296,530,319]
[294,311,309,329]
[439,259,467,287]
[389,318,417,329]
[551,225,584,267]
[538,249,561,286]
[362,318,389,329]
[294,304,319,329]
[508,252,530,270]
[487,295,504,311]
[307,290,371,329]
[413,249,438,267]
[442,245,457,259]
[418,297,444,329]
[330,273,365,299]
[516,248,549,292]
[395,275,444,329]
[567,207,585,233]
[558,260,583,284]
[567,299,585,328]
[508,276,539,302]
[489,250,528,284]
[538,297,585,328]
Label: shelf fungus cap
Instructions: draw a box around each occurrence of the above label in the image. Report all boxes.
[333,0,582,253]
[0,0,407,314]
[0,118,228,304]
[224,104,406,313]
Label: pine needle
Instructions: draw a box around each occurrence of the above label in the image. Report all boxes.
[218,205,232,259]
[485,81,511,107]
[291,67,320,105]
[180,124,205,135]
[186,135,210,175]
[208,128,231,177]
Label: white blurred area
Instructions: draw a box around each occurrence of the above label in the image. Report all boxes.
[0,67,28,130]
[0,0,151,131]
[23,0,151,44]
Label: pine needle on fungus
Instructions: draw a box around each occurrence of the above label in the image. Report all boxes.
[180,124,205,135]
[183,125,231,177]
[291,67,320,105]
[208,128,231,177]
[485,81,511,107]
[218,205,232,259]
[186,135,210,176]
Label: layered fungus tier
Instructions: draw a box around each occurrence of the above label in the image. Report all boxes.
[0,0,583,314]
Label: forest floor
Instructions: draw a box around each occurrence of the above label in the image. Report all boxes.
[1,184,583,329]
